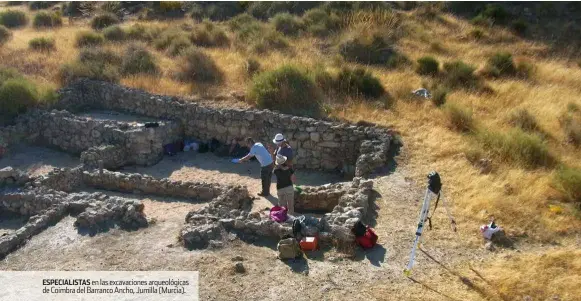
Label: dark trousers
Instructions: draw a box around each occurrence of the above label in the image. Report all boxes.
[260,164,273,195]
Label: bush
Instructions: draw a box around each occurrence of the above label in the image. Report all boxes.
[121,44,158,75]
[339,33,403,67]
[33,11,62,28]
[272,13,303,36]
[79,48,122,66]
[0,10,28,28]
[247,2,319,20]
[303,8,340,37]
[431,87,447,107]
[0,78,39,120]
[508,109,540,132]
[228,13,259,32]
[190,22,229,47]
[28,37,56,52]
[485,52,517,77]
[29,1,56,10]
[311,66,335,92]
[0,25,12,46]
[416,56,439,76]
[58,61,120,85]
[247,65,323,117]
[75,31,105,48]
[511,19,527,35]
[560,114,581,147]
[470,28,485,40]
[443,61,479,89]
[480,4,510,24]
[471,15,492,27]
[168,36,192,56]
[191,2,245,21]
[153,29,186,50]
[243,57,261,77]
[476,128,554,168]
[91,13,120,30]
[516,60,535,79]
[336,67,385,99]
[103,25,126,41]
[250,30,289,53]
[126,24,162,42]
[553,166,581,205]
[177,48,223,83]
[445,103,474,132]
[146,1,185,19]
[0,67,22,85]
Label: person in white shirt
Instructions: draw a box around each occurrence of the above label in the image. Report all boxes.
[238,137,274,197]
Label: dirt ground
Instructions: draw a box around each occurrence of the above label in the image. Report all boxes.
[0,145,80,177]
[1,146,499,300]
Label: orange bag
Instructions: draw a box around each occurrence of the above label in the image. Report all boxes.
[299,236,318,251]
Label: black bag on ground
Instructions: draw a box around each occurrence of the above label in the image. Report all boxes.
[292,219,302,239]
[427,171,442,195]
[210,138,221,153]
[198,142,209,153]
[352,220,367,238]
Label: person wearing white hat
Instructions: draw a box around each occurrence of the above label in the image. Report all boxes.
[272,133,293,168]
[274,154,296,215]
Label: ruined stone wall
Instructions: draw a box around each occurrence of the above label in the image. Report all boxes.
[294,183,347,212]
[58,79,392,175]
[81,169,245,202]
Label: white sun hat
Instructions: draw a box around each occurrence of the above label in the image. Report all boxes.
[273,133,285,144]
[275,154,287,166]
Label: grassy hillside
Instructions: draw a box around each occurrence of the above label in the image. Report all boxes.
[1,2,580,299]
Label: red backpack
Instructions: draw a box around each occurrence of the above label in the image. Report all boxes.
[355,226,378,249]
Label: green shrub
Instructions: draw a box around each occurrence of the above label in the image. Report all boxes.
[190,22,229,47]
[471,15,492,27]
[485,52,517,77]
[75,31,105,48]
[553,166,581,205]
[177,48,223,83]
[0,10,28,28]
[0,78,39,120]
[476,128,554,168]
[248,65,323,117]
[445,103,474,132]
[247,2,318,20]
[339,33,404,67]
[28,37,56,52]
[443,61,479,89]
[0,25,12,46]
[145,1,185,19]
[272,12,303,36]
[29,1,56,10]
[336,67,385,99]
[58,61,120,85]
[153,29,186,50]
[560,114,581,147]
[567,102,580,113]
[103,25,126,41]
[191,2,244,21]
[79,48,122,66]
[168,36,192,56]
[121,44,158,75]
[303,8,340,37]
[480,4,510,24]
[250,30,289,53]
[228,13,260,32]
[311,66,335,92]
[243,57,261,77]
[516,60,535,79]
[470,28,485,40]
[508,109,540,132]
[431,87,447,107]
[511,19,527,35]
[0,67,22,85]
[91,13,120,30]
[416,56,439,76]
[33,11,62,28]
[125,24,163,42]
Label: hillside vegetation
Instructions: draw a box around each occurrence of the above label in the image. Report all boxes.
[1,2,580,300]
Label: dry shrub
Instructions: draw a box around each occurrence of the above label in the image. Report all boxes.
[0,25,12,46]
[28,37,56,52]
[121,44,159,75]
[75,31,105,48]
[177,48,223,83]
[445,103,474,132]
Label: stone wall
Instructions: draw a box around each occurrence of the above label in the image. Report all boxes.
[294,183,347,212]
[80,145,128,169]
[80,169,244,202]
[57,79,392,176]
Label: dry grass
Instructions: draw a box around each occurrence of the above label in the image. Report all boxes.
[2,4,581,298]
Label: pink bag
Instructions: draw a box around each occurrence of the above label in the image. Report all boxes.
[270,206,288,223]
